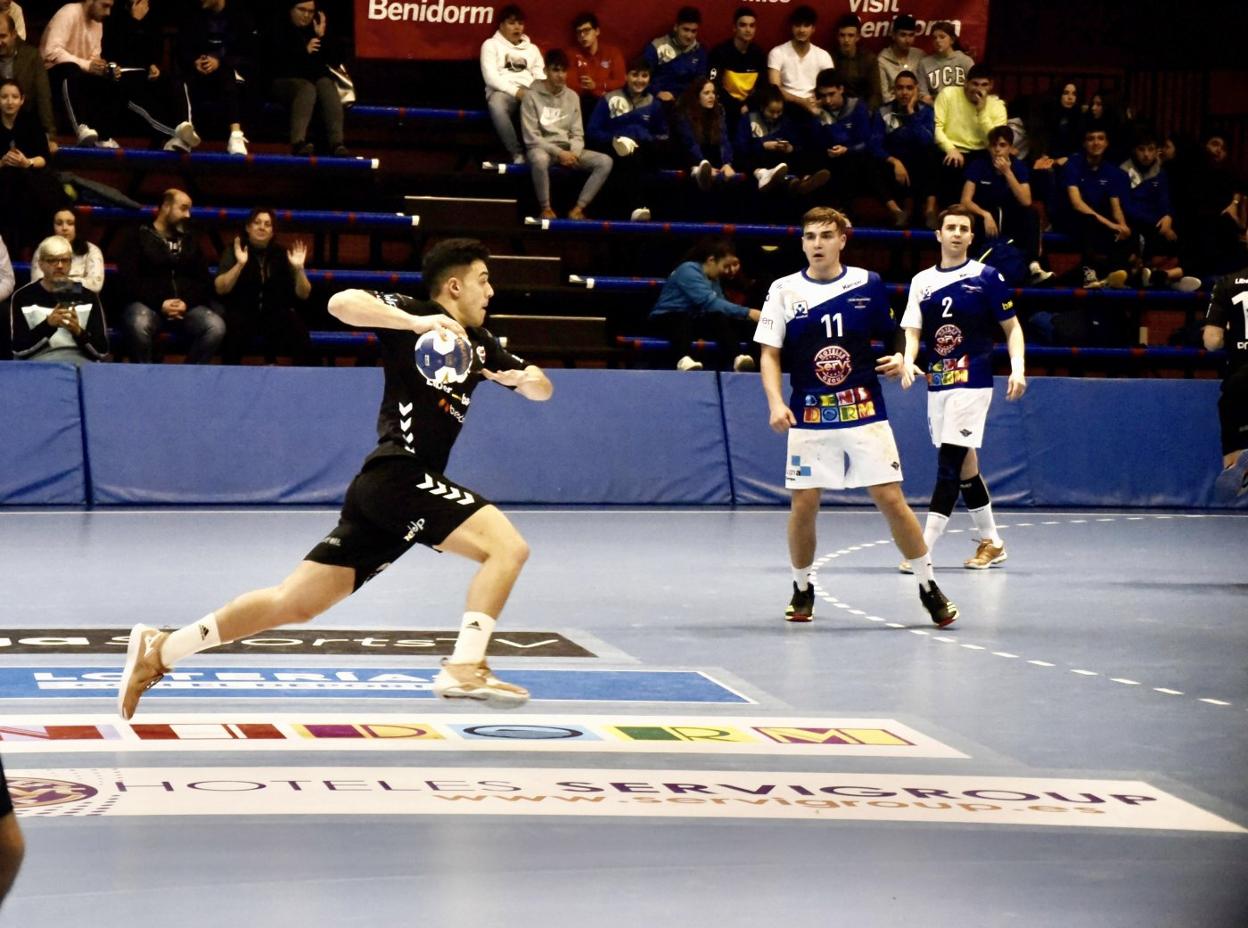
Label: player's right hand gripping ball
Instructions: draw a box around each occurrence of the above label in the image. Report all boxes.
[415,330,473,385]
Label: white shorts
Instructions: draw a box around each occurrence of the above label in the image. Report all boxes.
[927,388,992,448]
[785,422,903,490]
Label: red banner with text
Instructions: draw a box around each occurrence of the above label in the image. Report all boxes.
[356,1,991,63]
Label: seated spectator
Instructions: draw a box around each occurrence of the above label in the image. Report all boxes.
[1060,126,1133,288]
[0,1,23,40]
[0,79,63,251]
[176,0,258,156]
[644,6,707,105]
[267,1,348,156]
[648,236,759,372]
[521,49,612,220]
[480,4,543,164]
[1032,80,1084,167]
[9,235,109,365]
[832,14,880,109]
[934,64,1007,209]
[708,7,765,129]
[737,84,828,196]
[1120,130,1198,291]
[766,5,832,119]
[961,125,1051,284]
[673,78,736,191]
[877,13,923,105]
[567,12,623,116]
[869,69,937,227]
[1085,90,1131,162]
[41,0,201,152]
[918,21,973,105]
[120,188,225,363]
[0,12,54,144]
[587,57,666,221]
[1178,134,1247,278]
[216,208,314,364]
[808,69,871,213]
[31,208,105,292]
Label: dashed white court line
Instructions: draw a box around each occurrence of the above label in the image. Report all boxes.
[808,513,1237,711]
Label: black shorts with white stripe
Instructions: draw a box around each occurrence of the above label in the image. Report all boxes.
[305,456,491,591]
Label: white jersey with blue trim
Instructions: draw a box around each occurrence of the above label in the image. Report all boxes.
[901,259,1015,391]
[754,265,896,429]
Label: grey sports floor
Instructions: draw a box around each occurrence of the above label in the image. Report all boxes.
[2,507,1246,927]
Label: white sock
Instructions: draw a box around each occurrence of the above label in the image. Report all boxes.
[449,611,496,665]
[792,566,812,591]
[916,552,936,589]
[969,505,1003,546]
[160,613,222,667]
[923,512,950,553]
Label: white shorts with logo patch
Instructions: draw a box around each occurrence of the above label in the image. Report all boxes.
[927,387,993,448]
[785,422,903,490]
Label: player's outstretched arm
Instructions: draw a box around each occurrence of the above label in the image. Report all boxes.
[328,289,466,338]
[1001,316,1027,400]
[483,365,554,401]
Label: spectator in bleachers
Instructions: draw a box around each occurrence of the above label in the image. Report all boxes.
[708,6,765,129]
[0,12,54,144]
[832,14,880,110]
[31,208,105,292]
[0,1,21,40]
[41,0,201,152]
[216,208,313,365]
[1119,130,1198,291]
[960,125,1051,284]
[808,69,871,214]
[521,49,613,221]
[567,12,623,118]
[480,4,543,164]
[1061,125,1133,288]
[0,78,62,251]
[119,188,225,363]
[1183,134,1247,278]
[1085,90,1131,162]
[934,64,1006,211]
[1026,81,1083,229]
[176,0,258,156]
[869,69,937,228]
[268,0,348,156]
[877,13,923,105]
[587,56,664,221]
[766,5,832,120]
[9,234,109,364]
[673,78,736,191]
[649,235,759,372]
[644,6,707,105]
[918,21,973,105]
[737,84,828,196]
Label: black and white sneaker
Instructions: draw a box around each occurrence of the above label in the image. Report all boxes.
[919,581,959,627]
[785,582,815,623]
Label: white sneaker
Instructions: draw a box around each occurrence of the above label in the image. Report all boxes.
[75,123,99,147]
[694,159,714,191]
[227,130,249,156]
[1171,275,1201,292]
[676,355,704,371]
[163,137,190,153]
[756,163,788,193]
[898,560,914,574]
[174,120,201,150]
[630,207,651,221]
[512,152,526,164]
[1027,261,1054,285]
[98,138,120,149]
[432,660,529,708]
[733,354,757,372]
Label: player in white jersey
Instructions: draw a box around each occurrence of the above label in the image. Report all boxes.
[755,206,959,627]
[900,204,1026,570]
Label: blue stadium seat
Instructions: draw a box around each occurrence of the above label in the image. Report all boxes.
[55,147,380,172]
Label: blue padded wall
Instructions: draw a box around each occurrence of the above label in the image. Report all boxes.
[0,362,87,504]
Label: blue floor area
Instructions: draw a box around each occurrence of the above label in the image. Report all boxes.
[2,508,1246,926]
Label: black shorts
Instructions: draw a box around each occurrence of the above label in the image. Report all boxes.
[1220,366,1248,456]
[0,755,11,817]
[305,456,491,591]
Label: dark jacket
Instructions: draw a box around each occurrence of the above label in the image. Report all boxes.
[9,279,110,362]
[674,105,733,168]
[6,39,55,137]
[176,2,259,80]
[266,17,331,82]
[122,224,214,310]
[217,241,299,315]
[101,1,162,69]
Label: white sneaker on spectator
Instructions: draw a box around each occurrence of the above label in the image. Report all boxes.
[163,137,191,153]
[227,130,249,155]
[174,121,201,150]
[733,354,757,372]
[630,207,651,221]
[694,160,714,191]
[1171,276,1201,292]
[512,152,526,164]
[755,163,788,193]
[75,123,99,147]
[98,138,120,149]
[1080,266,1099,288]
[1027,261,1054,285]
[676,356,704,371]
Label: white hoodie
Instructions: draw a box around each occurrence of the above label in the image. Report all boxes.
[480,30,545,99]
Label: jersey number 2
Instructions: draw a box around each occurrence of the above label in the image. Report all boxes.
[941,297,954,318]
[823,313,843,338]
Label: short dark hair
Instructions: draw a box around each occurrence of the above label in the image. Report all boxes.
[1133,128,1159,148]
[0,78,22,97]
[987,125,1014,145]
[815,69,844,91]
[835,13,862,32]
[937,204,976,228]
[423,238,491,296]
[733,6,754,24]
[545,48,569,70]
[790,5,817,27]
[675,6,701,26]
[802,206,851,235]
[1084,123,1109,140]
[685,235,736,265]
[498,4,524,24]
[246,206,277,230]
[572,11,597,31]
[894,69,919,86]
[966,64,993,82]
[930,20,958,38]
[625,55,651,75]
[893,14,918,32]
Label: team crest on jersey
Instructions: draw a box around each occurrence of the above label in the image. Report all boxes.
[813,344,852,386]
[791,300,809,319]
[934,324,963,357]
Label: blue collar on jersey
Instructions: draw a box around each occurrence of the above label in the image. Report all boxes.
[935,258,971,274]
[801,266,848,285]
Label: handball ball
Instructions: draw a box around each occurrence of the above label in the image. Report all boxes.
[415,330,473,384]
